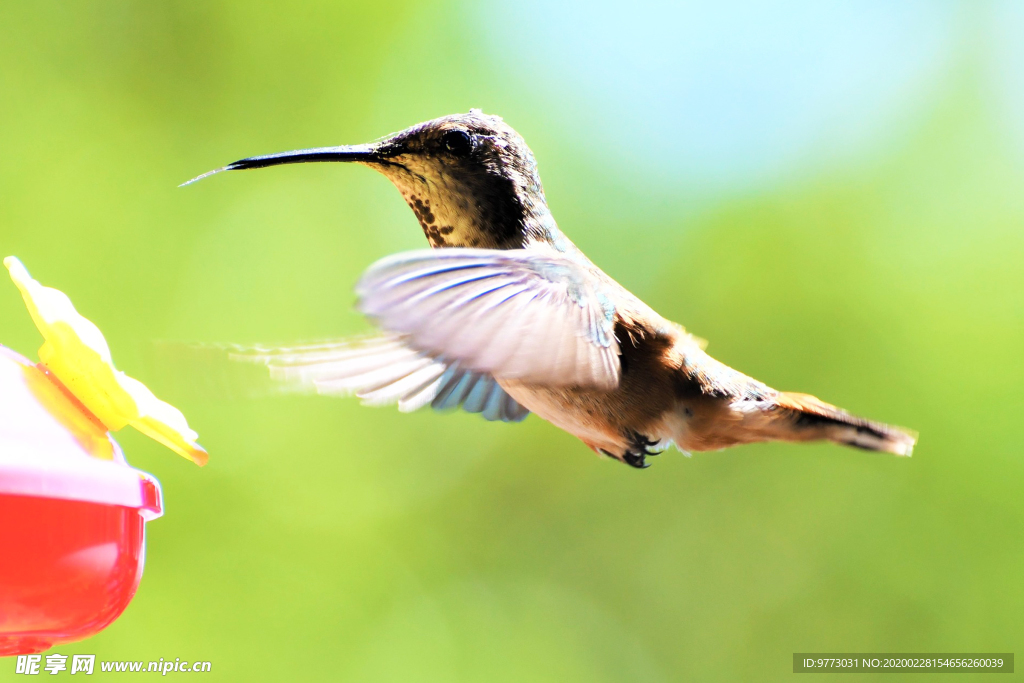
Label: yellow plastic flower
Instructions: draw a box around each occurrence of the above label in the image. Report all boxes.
[4,256,208,466]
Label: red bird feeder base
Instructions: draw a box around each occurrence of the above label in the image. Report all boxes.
[0,492,160,656]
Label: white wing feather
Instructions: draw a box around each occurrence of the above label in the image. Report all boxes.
[356,249,620,389]
[232,335,529,422]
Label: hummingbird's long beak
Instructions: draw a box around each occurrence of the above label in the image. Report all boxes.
[180,143,389,187]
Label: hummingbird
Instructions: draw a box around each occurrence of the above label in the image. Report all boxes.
[185,110,916,468]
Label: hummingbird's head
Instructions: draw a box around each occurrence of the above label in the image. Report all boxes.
[186,110,554,249]
[362,110,552,248]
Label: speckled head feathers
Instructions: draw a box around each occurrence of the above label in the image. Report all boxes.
[368,110,552,249]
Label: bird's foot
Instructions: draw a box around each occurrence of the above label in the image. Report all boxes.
[621,451,650,469]
[608,432,665,469]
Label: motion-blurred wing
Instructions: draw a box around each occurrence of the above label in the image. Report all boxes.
[356,249,620,389]
[233,334,529,422]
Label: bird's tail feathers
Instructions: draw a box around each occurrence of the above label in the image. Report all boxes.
[772,392,916,456]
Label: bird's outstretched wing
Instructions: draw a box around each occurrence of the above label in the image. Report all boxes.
[233,334,529,422]
[356,249,620,389]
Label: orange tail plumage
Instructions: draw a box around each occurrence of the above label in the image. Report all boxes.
[771,392,916,456]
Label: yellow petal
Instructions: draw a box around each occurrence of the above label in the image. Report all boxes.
[5,256,207,465]
[121,373,210,466]
[1,347,115,461]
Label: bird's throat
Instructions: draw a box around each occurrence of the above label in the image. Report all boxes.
[379,157,545,250]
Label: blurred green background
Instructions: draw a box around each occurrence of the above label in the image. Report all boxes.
[2,1,1023,680]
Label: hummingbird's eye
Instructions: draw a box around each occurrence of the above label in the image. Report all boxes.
[441,129,474,156]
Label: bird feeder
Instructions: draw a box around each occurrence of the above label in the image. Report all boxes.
[0,258,206,656]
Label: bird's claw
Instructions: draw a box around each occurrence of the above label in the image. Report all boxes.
[614,432,664,469]
[621,451,651,469]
